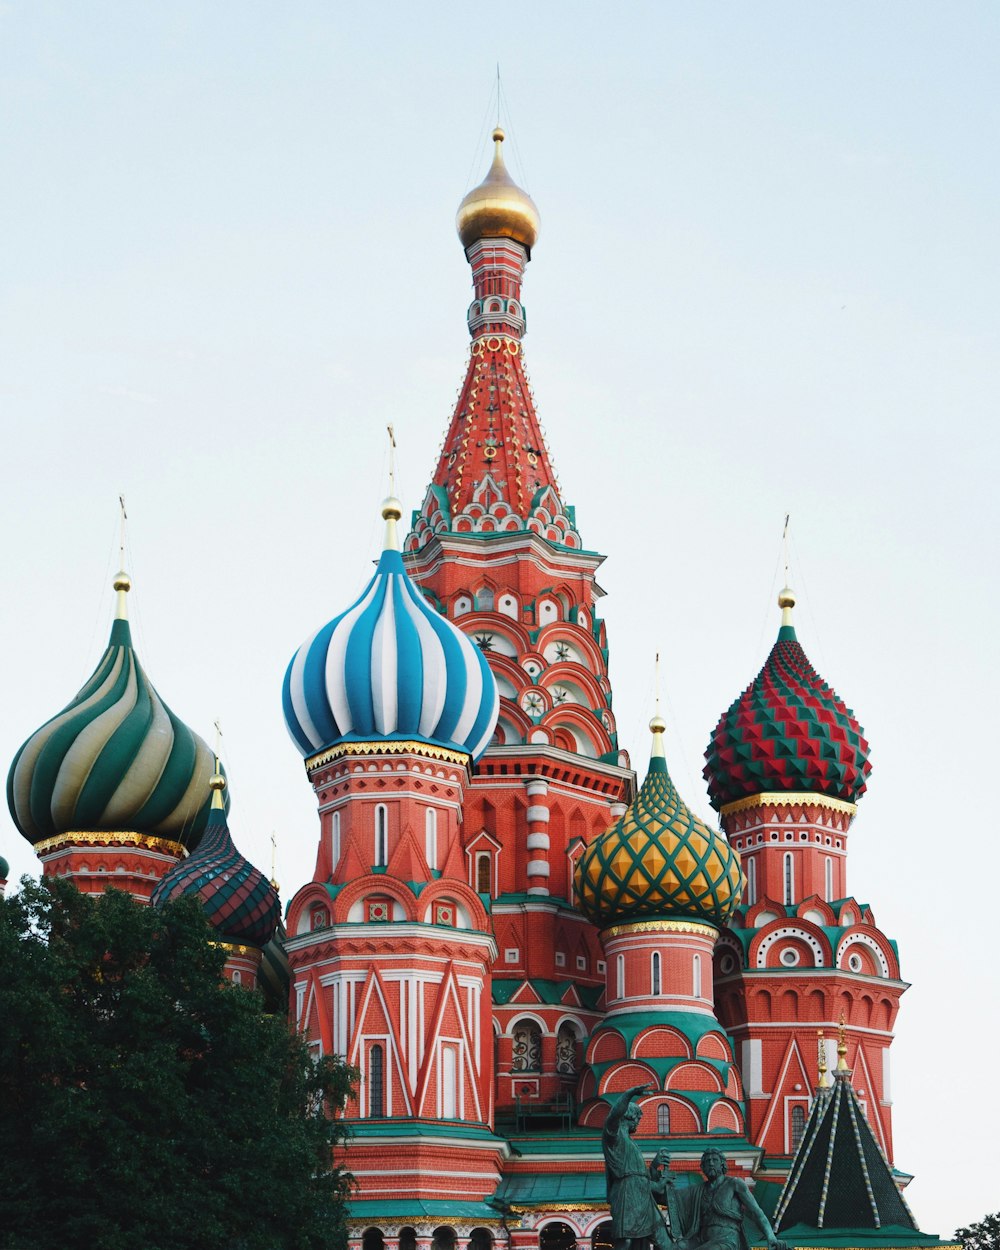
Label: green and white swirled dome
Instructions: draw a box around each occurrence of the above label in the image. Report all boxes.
[6,570,223,850]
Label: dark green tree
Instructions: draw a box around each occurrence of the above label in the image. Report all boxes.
[957,1214,1000,1250]
[0,877,356,1250]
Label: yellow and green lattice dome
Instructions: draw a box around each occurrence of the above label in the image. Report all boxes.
[575,719,744,929]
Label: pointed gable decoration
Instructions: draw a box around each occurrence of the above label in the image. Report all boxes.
[387,823,431,884]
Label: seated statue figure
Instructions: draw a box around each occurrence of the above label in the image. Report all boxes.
[650,1148,787,1250]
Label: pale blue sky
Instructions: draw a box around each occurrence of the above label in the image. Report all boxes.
[2,2,998,1233]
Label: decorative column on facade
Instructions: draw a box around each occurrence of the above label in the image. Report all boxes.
[524,777,550,895]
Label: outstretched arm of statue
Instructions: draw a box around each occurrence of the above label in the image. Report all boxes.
[606,1083,652,1132]
[734,1180,786,1250]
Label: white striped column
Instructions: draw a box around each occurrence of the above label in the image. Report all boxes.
[524,778,550,896]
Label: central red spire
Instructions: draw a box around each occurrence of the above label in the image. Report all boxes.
[407,132,581,553]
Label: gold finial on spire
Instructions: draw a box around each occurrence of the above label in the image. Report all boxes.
[209,719,226,809]
[270,829,279,893]
[817,1029,831,1090]
[382,425,403,552]
[836,1009,851,1074]
[778,513,795,627]
[456,119,540,253]
[113,495,131,619]
[649,652,666,757]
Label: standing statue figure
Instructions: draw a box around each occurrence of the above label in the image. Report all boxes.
[650,1148,787,1250]
[602,1085,671,1250]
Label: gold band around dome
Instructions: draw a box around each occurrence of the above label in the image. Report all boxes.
[720,791,857,817]
[211,941,262,959]
[603,919,719,940]
[305,740,471,772]
[35,831,188,857]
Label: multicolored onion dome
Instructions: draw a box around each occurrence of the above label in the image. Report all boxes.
[703,588,872,811]
[283,499,499,762]
[575,717,744,929]
[7,571,223,849]
[456,128,540,254]
[0,854,8,880]
[151,775,279,949]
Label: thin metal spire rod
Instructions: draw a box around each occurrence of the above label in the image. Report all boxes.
[386,424,397,497]
[782,513,791,585]
[118,494,128,568]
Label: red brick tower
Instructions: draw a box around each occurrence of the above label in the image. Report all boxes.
[404,129,634,1118]
[704,586,905,1175]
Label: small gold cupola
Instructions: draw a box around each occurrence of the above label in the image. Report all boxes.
[456,128,540,254]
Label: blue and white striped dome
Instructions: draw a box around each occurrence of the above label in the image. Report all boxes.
[282,500,499,763]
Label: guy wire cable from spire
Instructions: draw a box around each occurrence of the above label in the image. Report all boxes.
[462,81,500,194]
[751,517,787,667]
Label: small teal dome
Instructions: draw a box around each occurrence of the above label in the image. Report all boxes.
[282,501,499,761]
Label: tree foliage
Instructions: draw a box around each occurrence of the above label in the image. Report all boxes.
[0,878,356,1250]
[957,1213,1000,1250]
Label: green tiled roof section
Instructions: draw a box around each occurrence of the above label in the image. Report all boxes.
[492,978,603,1009]
[589,1010,736,1051]
[342,1119,504,1143]
[775,1078,918,1234]
[348,1200,503,1222]
[778,1227,957,1249]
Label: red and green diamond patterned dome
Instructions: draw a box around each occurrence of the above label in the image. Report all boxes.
[151,776,279,950]
[703,588,872,811]
[575,718,744,929]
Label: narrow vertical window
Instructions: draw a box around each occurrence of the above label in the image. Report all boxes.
[425,808,438,870]
[746,856,757,906]
[476,852,491,894]
[369,1044,385,1118]
[375,806,388,867]
[693,954,702,999]
[442,1045,457,1118]
[616,954,625,1000]
[657,1104,670,1135]
[824,857,834,902]
[332,811,341,870]
[783,853,794,905]
[651,951,661,996]
[791,1104,806,1151]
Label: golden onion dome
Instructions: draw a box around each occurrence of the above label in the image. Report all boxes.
[456,128,540,254]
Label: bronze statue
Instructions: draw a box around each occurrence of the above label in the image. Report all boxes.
[602,1086,672,1250]
[600,1087,787,1250]
[650,1147,786,1250]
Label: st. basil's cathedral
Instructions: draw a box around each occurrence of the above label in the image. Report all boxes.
[4,129,948,1250]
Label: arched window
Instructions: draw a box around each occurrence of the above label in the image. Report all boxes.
[231,969,242,985]
[425,808,438,870]
[511,1021,541,1072]
[476,852,491,894]
[791,1104,806,1151]
[693,954,702,998]
[651,952,661,996]
[375,805,388,867]
[657,1103,671,1135]
[363,1230,385,1250]
[369,1044,385,1117]
[824,857,834,902]
[746,856,757,906]
[783,853,795,905]
[332,810,341,869]
[616,954,625,1000]
[556,1023,578,1075]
